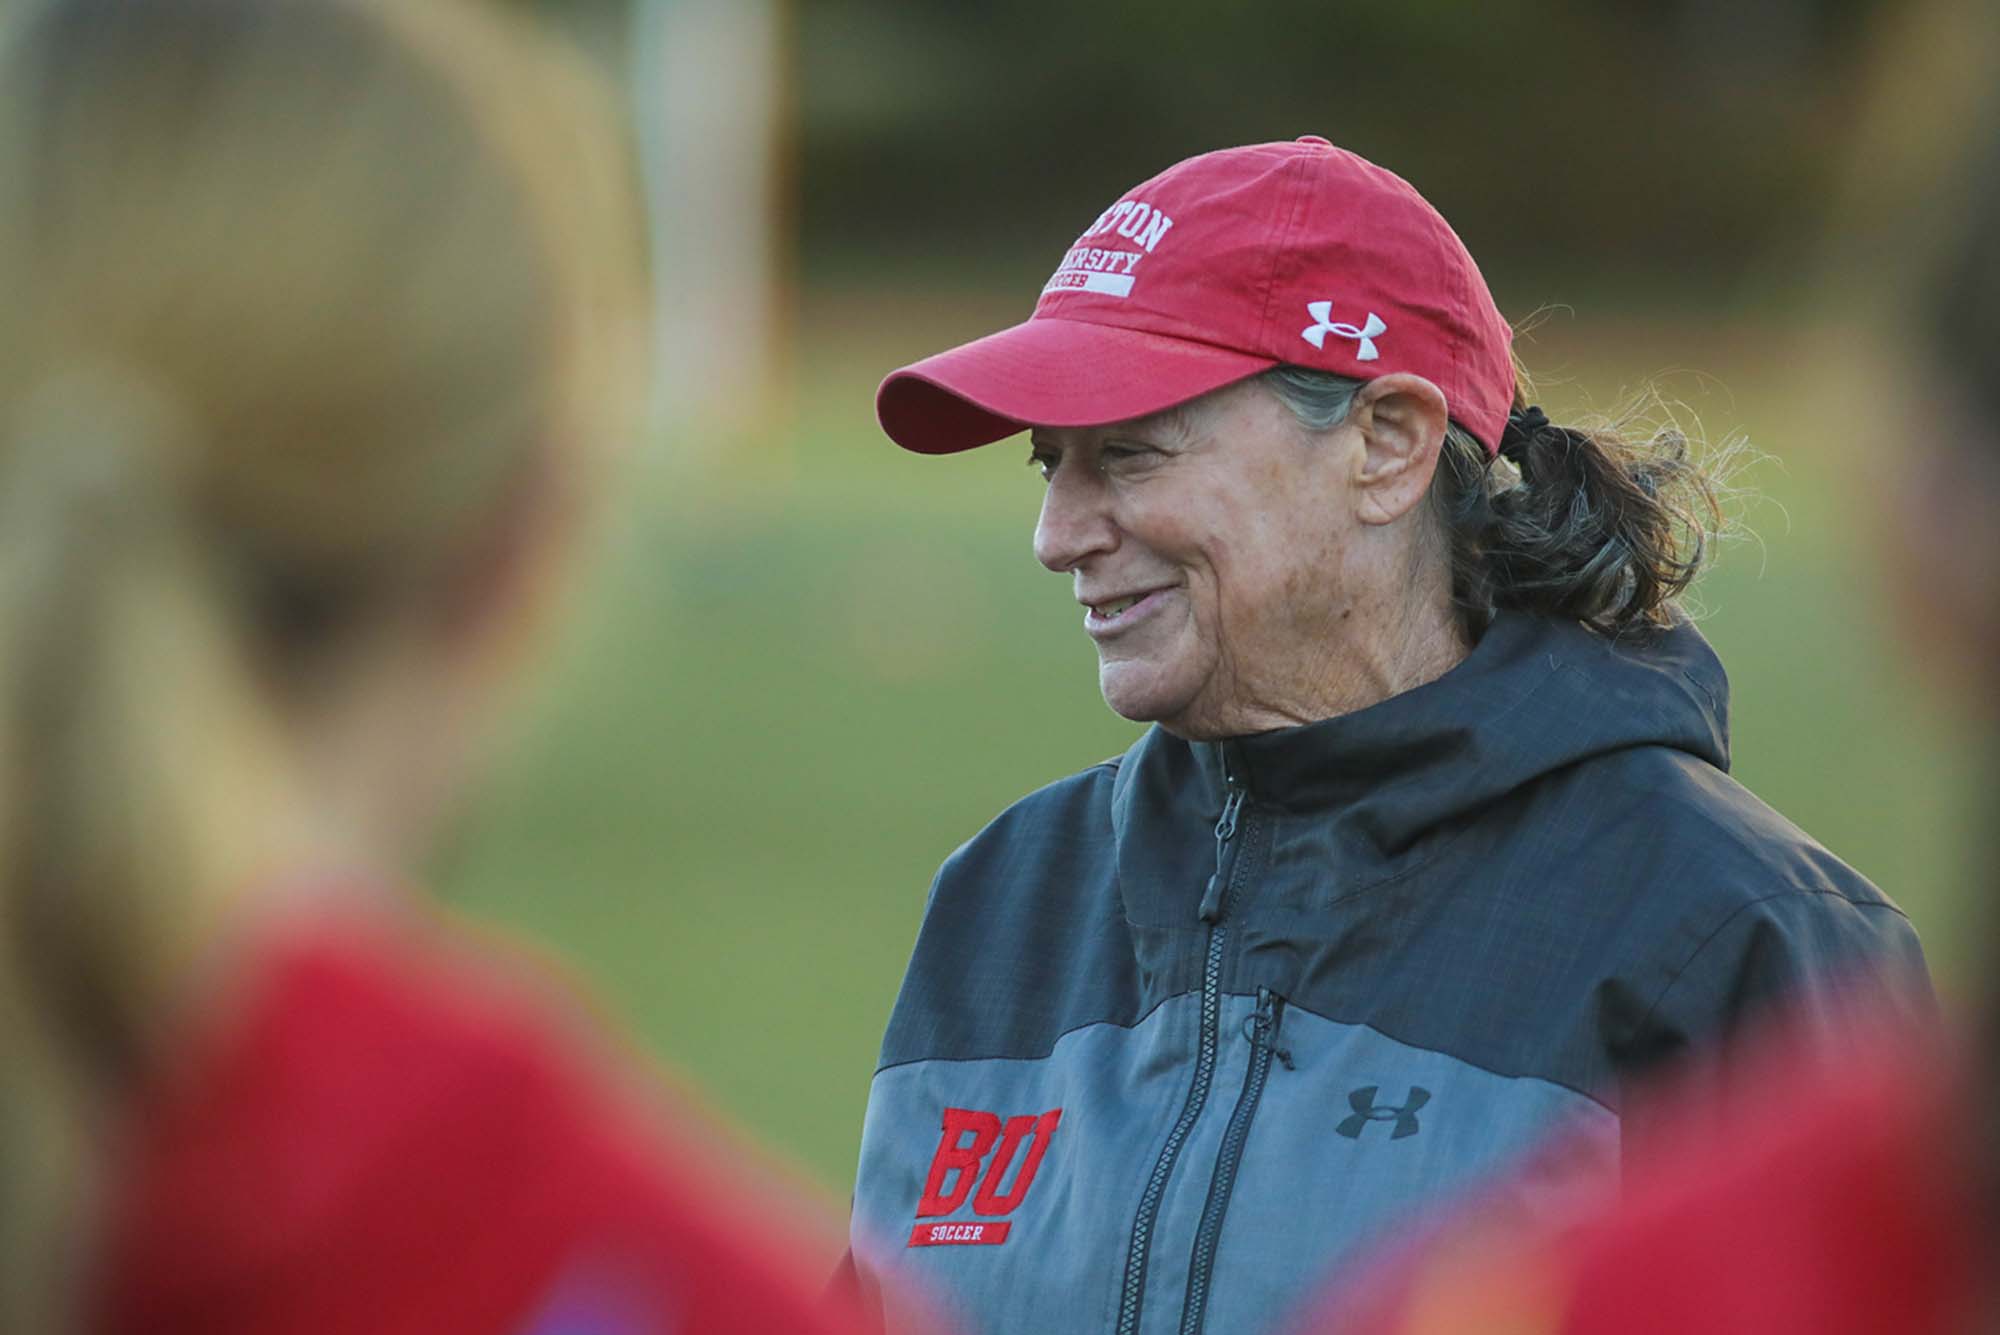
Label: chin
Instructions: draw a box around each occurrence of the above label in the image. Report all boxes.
[1097,659,1198,729]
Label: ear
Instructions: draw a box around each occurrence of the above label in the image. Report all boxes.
[433,448,576,680]
[1346,373,1449,527]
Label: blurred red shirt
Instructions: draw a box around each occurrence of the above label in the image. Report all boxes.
[91,910,902,1335]
[1308,1020,1986,1335]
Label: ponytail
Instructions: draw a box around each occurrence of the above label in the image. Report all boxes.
[1259,365,1725,641]
[0,0,645,1324]
[1432,404,1721,639]
[0,368,291,1331]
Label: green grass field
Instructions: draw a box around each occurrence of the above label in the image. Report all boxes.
[441,296,1980,1198]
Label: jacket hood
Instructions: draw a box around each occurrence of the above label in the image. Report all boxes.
[1111,611,1730,861]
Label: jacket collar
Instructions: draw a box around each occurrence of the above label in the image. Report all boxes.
[1113,611,1730,860]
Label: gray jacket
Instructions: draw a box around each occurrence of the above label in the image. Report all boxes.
[847,613,1929,1335]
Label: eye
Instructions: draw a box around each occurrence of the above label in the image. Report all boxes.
[1027,448,1057,481]
[1098,442,1158,471]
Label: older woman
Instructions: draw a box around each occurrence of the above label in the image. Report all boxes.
[845,139,1932,1335]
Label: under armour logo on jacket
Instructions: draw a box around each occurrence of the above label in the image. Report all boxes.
[1301,301,1386,360]
[1336,1085,1430,1140]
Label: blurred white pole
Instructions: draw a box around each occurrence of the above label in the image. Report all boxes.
[630,0,792,452]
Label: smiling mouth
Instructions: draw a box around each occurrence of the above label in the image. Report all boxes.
[1084,588,1170,629]
[1092,594,1145,620]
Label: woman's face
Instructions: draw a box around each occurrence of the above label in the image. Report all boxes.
[1029,377,1369,739]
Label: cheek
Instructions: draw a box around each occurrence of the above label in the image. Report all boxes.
[1122,501,1213,596]
[1183,535,1273,632]
[1281,534,1342,604]
[1141,480,1344,632]
[1233,523,1349,636]
[1241,475,1348,619]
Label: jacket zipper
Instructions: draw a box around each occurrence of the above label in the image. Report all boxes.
[1114,775,1247,1335]
[1179,987,1289,1335]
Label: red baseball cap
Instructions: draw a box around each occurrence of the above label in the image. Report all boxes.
[876,137,1518,456]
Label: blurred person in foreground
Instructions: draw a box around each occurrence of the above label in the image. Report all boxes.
[1294,51,2000,1335]
[843,138,1933,1335]
[0,2,897,1332]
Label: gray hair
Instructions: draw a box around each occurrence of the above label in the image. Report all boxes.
[1256,364,1721,639]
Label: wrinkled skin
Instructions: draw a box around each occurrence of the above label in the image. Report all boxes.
[1028,373,1465,740]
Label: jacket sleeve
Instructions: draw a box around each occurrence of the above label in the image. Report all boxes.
[1649,892,1932,1040]
[1615,891,1933,1154]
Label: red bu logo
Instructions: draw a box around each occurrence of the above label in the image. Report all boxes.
[906,1106,1063,1248]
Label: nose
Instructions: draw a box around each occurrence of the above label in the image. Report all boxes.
[1033,463,1118,573]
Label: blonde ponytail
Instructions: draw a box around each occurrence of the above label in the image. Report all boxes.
[0,367,295,1328]
[0,0,644,1327]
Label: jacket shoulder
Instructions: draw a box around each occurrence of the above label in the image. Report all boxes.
[1598,743,1902,915]
[929,756,1122,896]
[1570,746,1931,1066]
[879,756,1139,1070]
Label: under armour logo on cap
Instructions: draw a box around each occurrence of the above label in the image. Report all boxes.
[1301,301,1386,361]
[877,140,1519,457]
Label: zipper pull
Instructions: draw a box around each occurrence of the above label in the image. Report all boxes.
[1244,987,1293,1070]
[1198,786,1247,923]
[1198,873,1226,923]
[1214,786,1245,843]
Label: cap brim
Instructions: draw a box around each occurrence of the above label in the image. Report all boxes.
[876,317,1277,455]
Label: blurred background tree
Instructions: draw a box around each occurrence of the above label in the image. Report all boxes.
[534,0,1893,299]
[795,0,1881,300]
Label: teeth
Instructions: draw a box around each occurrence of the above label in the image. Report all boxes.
[1097,595,1142,618]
